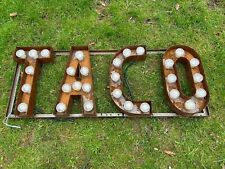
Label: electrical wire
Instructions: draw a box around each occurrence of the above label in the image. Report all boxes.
[3,111,21,129]
[122,61,135,100]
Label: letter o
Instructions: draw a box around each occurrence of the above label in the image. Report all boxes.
[162,45,209,116]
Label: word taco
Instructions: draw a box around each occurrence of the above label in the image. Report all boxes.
[7,45,210,119]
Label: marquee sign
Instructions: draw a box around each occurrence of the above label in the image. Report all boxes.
[6,45,210,119]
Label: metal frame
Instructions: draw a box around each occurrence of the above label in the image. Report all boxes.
[6,49,210,119]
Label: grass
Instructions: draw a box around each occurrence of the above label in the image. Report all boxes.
[0,0,225,168]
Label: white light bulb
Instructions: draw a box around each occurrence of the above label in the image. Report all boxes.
[56,103,67,113]
[175,48,185,58]
[83,100,94,112]
[16,49,26,59]
[25,66,34,75]
[166,74,177,83]
[140,102,150,113]
[72,81,82,91]
[80,67,89,76]
[28,49,38,59]
[111,71,120,82]
[113,58,122,68]
[195,88,207,98]
[123,101,134,111]
[169,89,180,99]
[123,48,132,58]
[82,83,91,93]
[40,49,50,57]
[74,51,84,61]
[136,46,145,55]
[193,73,203,83]
[164,59,174,69]
[184,99,196,110]
[112,89,122,99]
[190,58,200,68]
[66,67,76,76]
[21,84,31,93]
[17,103,28,113]
[62,84,72,93]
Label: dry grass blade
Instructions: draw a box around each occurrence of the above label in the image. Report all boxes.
[164,150,176,156]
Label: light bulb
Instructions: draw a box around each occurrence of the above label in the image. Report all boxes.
[62,84,72,93]
[166,74,177,83]
[80,67,89,76]
[56,103,67,113]
[66,67,76,76]
[74,51,84,61]
[83,100,94,111]
[40,49,50,57]
[72,81,82,91]
[169,89,180,99]
[195,88,207,98]
[25,66,34,75]
[21,84,31,93]
[17,103,28,113]
[136,46,145,55]
[175,48,185,58]
[164,59,174,69]
[190,58,200,68]
[28,49,38,59]
[16,49,26,59]
[82,83,91,93]
[113,58,122,68]
[123,101,134,111]
[111,71,120,82]
[123,48,131,58]
[140,102,150,113]
[193,73,203,83]
[112,89,122,99]
[184,99,196,110]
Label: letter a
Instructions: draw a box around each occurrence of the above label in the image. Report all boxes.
[55,46,96,117]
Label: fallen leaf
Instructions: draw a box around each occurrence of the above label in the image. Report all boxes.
[10,12,17,17]
[164,150,176,156]
[88,42,96,46]
[215,32,221,36]
[175,3,180,10]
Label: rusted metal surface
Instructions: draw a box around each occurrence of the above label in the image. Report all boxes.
[55,46,96,117]
[13,47,55,117]
[109,46,152,116]
[162,45,209,116]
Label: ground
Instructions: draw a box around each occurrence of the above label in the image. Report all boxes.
[0,0,225,168]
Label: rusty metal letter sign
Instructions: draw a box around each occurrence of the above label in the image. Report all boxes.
[13,47,54,117]
[109,46,152,116]
[10,45,209,118]
[55,46,96,117]
[162,46,209,116]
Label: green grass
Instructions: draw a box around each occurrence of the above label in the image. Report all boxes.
[0,0,225,168]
